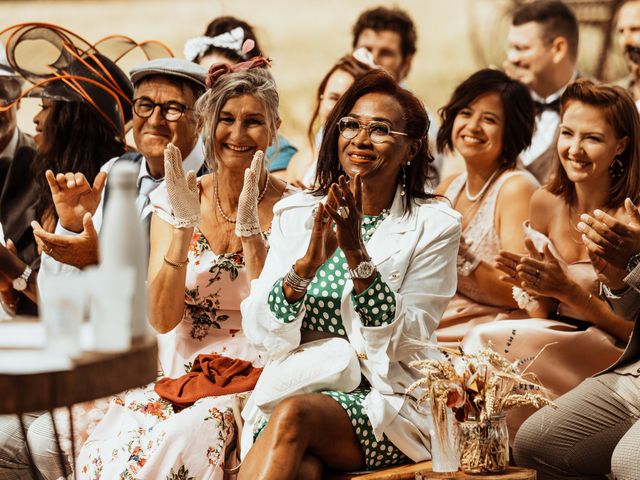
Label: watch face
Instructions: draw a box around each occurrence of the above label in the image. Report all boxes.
[351,260,376,279]
[12,277,27,291]
[628,253,640,272]
[359,262,376,277]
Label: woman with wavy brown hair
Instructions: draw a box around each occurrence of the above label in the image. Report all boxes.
[464,79,639,436]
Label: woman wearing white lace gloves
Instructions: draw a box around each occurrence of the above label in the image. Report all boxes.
[79,60,293,479]
[236,149,271,280]
[147,142,202,333]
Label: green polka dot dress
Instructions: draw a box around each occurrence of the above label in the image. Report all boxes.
[266,212,408,469]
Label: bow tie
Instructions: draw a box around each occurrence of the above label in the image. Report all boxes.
[534,99,560,115]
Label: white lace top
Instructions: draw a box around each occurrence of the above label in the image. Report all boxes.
[444,169,538,303]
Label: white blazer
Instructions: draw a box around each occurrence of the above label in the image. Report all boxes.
[241,186,461,461]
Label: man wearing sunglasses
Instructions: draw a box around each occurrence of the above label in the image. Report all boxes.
[34,58,208,273]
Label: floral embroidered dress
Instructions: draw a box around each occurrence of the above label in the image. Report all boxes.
[77,181,266,480]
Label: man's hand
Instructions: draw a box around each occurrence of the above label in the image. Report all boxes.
[32,213,99,269]
[579,198,640,271]
[47,169,107,233]
[0,240,25,280]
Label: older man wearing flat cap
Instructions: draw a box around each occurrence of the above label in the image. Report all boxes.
[35,57,208,275]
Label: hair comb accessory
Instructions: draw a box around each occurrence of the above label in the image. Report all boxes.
[183,26,245,62]
[241,38,255,55]
[205,54,271,89]
[352,47,377,68]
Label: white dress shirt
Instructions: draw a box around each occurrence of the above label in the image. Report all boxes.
[520,72,578,167]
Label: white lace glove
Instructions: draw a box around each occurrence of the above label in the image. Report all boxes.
[164,143,200,228]
[235,150,265,237]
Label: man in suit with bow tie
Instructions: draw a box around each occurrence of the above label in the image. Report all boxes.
[504,1,579,184]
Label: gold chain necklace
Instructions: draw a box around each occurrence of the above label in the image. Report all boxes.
[214,174,270,224]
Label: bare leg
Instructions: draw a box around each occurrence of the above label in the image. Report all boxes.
[239,393,365,480]
[295,454,322,480]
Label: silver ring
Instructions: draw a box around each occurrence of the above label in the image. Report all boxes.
[337,205,350,220]
[535,269,540,278]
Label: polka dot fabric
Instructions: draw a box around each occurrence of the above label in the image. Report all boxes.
[267,214,396,330]
[265,213,407,469]
[322,385,408,469]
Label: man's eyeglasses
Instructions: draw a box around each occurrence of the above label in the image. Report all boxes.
[133,98,193,122]
[0,77,23,107]
[337,116,407,144]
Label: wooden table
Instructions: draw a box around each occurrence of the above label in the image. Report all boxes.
[0,334,158,414]
[0,319,158,479]
[325,461,536,480]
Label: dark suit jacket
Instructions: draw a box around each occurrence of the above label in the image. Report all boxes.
[522,128,559,185]
[0,130,38,315]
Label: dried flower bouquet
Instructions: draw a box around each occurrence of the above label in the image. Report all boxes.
[407,343,556,473]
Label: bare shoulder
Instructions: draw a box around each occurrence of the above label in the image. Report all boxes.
[435,173,459,196]
[497,172,540,201]
[529,187,559,232]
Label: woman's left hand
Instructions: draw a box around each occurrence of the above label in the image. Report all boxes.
[516,238,573,299]
[324,174,365,254]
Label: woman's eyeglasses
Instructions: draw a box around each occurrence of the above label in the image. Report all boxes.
[133,98,193,122]
[337,116,408,144]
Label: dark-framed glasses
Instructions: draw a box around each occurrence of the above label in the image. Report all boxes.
[133,97,192,122]
[337,116,408,144]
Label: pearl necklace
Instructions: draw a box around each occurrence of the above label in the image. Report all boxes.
[464,169,500,202]
[215,174,271,223]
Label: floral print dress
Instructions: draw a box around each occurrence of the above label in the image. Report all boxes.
[76,182,265,480]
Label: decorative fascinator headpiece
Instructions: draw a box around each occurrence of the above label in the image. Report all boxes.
[205,39,269,89]
[0,23,173,142]
[184,26,247,62]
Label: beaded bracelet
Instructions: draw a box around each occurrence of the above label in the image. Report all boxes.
[512,286,537,310]
[163,255,189,269]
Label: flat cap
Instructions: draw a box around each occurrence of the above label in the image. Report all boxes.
[129,57,207,88]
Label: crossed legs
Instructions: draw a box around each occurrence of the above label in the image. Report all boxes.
[238,393,365,480]
[0,413,71,480]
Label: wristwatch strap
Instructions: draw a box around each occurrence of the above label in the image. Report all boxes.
[623,261,640,290]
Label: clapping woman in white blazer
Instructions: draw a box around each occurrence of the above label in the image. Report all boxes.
[239,70,461,479]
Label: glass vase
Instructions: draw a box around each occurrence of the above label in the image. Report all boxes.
[429,410,459,473]
[458,414,509,474]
